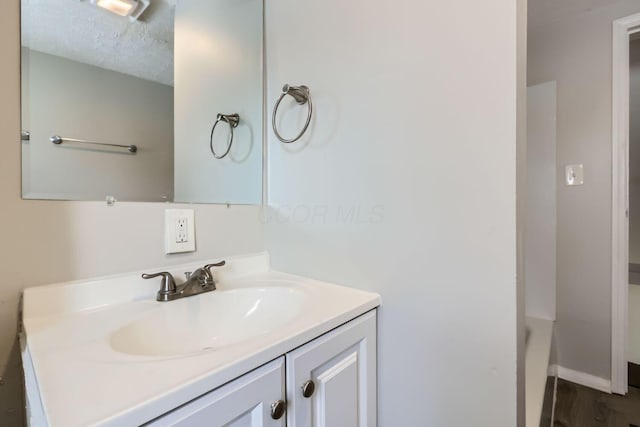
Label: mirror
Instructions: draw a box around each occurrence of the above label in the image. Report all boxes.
[20,0,263,205]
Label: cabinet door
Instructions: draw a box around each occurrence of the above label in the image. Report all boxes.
[148,357,286,427]
[286,310,377,427]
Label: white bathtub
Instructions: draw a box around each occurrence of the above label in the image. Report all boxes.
[525,316,554,427]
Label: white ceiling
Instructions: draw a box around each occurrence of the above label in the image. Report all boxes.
[25,0,622,84]
[528,0,622,28]
[22,0,175,86]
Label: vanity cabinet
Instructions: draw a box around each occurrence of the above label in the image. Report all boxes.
[286,311,377,427]
[149,310,377,427]
[148,358,286,427]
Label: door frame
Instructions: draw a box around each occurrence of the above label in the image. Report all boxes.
[611,13,640,395]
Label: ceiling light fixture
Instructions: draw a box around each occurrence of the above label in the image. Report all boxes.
[91,0,150,21]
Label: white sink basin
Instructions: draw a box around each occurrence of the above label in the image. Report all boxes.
[22,254,381,427]
[110,286,306,357]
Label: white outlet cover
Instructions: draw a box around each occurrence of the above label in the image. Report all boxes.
[565,164,584,186]
[165,209,196,254]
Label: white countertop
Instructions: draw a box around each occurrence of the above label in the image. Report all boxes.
[21,253,380,427]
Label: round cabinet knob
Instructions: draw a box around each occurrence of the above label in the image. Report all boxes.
[270,400,286,420]
[302,380,315,398]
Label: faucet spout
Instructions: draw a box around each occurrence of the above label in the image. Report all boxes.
[177,268,215,297]
[142,260,225,302]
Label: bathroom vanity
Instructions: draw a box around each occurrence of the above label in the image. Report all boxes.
[20,254,380,426]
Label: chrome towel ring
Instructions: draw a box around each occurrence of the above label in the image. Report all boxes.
[209,113,240,159]
[272,84,312,143]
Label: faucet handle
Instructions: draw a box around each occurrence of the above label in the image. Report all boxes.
[142,272,177,299]
[203,261,226,281]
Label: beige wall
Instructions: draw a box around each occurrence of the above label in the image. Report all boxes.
[630,40,640,264]
[0,2,265,425]
[631,285,640,364]
[631,39,640,366]
[22,50,174,202]
[528,0,640,381]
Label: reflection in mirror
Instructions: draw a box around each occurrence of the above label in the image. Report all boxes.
[20,0,263,205]
[174,0,263,204]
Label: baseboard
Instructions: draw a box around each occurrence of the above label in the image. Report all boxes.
[548,364,612,393]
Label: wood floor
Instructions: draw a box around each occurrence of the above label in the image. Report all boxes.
[550,379,640,427]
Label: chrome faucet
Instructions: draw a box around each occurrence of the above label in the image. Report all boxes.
[142,261,226,302]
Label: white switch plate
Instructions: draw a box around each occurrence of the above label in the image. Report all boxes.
[165,209,196,254]
[565,164,584,186]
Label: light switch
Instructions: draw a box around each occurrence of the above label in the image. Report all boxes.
[165,209,195,254]
[565,164,584,186]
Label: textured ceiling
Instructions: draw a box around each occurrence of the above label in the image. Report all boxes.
[528,0,622,29]
[22,0,175,86]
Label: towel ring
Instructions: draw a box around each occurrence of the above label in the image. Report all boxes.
[210,113,240,159]
[272,84,312,143]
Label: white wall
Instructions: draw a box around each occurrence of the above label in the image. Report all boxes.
[0,2,265,425]
[265,0,524,425]
[22,50,174,202]
[528,0,640,382]
[174,0,263,205]
[526,81,557,320]
[516,1,527,421]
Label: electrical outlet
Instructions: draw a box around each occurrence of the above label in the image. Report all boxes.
[165,209,195,254]
[176,217,188,243]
